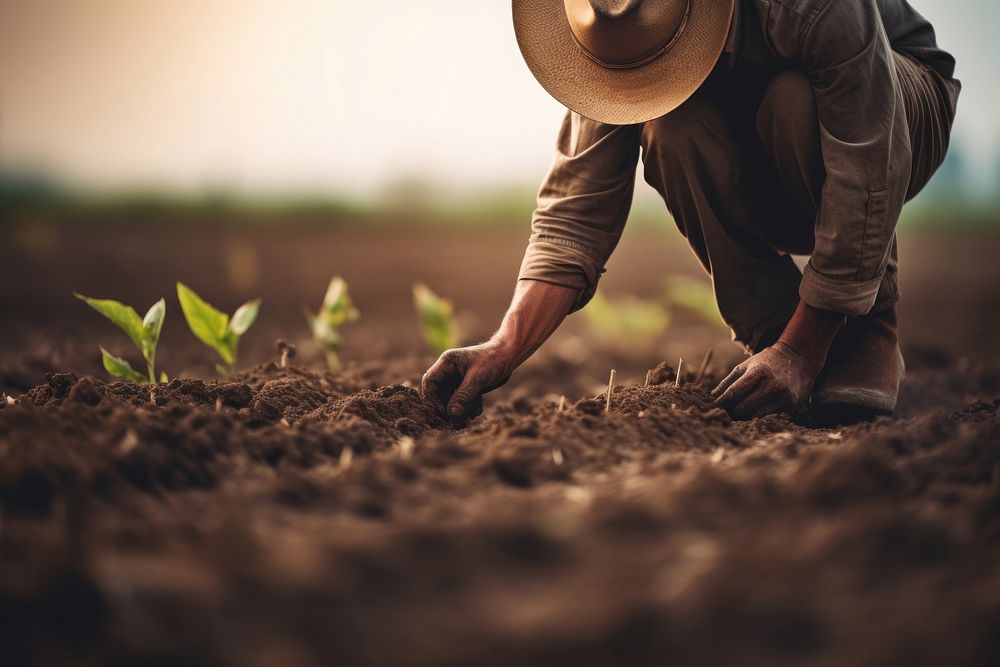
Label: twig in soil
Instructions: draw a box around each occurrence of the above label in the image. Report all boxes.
[276,339,296,369]
[605,369,616,414]
[398,436,415,459]
[644,370,652,387]
[339,446,353,471]
[551,447,564,465]
[675,358,684,388]
[558,395,566,412]
[694,348,714,385]
[215,397,223,413]
[149,389,156,406]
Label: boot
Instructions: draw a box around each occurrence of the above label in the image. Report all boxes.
[810,306,905,422]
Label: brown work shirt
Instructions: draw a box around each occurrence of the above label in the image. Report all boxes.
[517,0,959,316]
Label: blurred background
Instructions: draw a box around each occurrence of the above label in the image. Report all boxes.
[1,0,997,397]
[2,0,997,213]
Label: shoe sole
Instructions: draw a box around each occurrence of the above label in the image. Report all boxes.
[811,387,897,424]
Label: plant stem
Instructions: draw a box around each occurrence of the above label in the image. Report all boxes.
[326,350,341,371]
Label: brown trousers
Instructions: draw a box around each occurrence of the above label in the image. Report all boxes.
[639,53,959,350]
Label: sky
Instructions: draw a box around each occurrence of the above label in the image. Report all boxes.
[0,0,996,197]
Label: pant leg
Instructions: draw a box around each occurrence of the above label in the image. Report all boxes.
[753,71,823,254]
[895,52,961,200]
[754,69,904,313]
[755,58,960,317]
[640,93,802,351]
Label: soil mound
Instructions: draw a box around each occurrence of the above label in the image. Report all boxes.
[2,361,1000,666]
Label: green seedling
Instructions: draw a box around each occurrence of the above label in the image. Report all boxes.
[583,289,670,342]
[664,275,726,328]
[176,282,260,373]
[75,293,166,384]
[413,283,458,354]
[306,277,359,370]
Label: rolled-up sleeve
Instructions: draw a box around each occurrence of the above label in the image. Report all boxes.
[795,0,912,315]
[517,111,641,311]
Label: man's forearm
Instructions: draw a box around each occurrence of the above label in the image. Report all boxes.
[777,299,846,376]
[515,111,642,315]
[492,280,578,366]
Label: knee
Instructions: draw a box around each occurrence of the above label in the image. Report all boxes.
[641,95,726,170]
[756,70,818,149]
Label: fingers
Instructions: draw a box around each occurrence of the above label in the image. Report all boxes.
[422,348,497,423]
[729,385,784,420]
[471,395,485,419]
[714,368,764,411]
[711,363,747,399]
[421,352,461,415]
[712,364,746,398]
[420,371,444,414]
[420,369,445,414]
[447,372,485,422]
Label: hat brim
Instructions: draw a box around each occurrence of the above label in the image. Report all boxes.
[513,0,735,125]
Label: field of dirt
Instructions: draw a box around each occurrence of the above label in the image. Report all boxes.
[1,219,999,666]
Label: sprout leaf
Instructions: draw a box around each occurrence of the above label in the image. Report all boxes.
[75,294,146,349]
[308,277,359,370]
[583,290,670,342]
[141,298,166,361]
[664,275,725,328]
[101,347,147,383]
[78,293,167,383]
[177,283,230,348]
[229,300,261,336]
[413,283,458,354]
[177,282,259,371]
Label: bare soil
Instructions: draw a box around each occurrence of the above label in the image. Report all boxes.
[1,221,999,666]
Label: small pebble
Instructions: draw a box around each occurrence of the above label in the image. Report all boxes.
[339,446,353,470]
[398,436,415,459]
[551,447,564,465]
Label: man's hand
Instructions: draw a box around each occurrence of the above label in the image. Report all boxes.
[420,280,579,423]
[711,341,817,419]
[422,340,516,422]
[711,300,846,419]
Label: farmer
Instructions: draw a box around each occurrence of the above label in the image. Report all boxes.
[422,0,959,421]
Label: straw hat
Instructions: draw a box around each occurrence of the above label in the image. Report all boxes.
[513,0,735,125]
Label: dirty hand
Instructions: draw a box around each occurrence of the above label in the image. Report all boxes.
[711,341,818,419]
[421,340,516,422]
